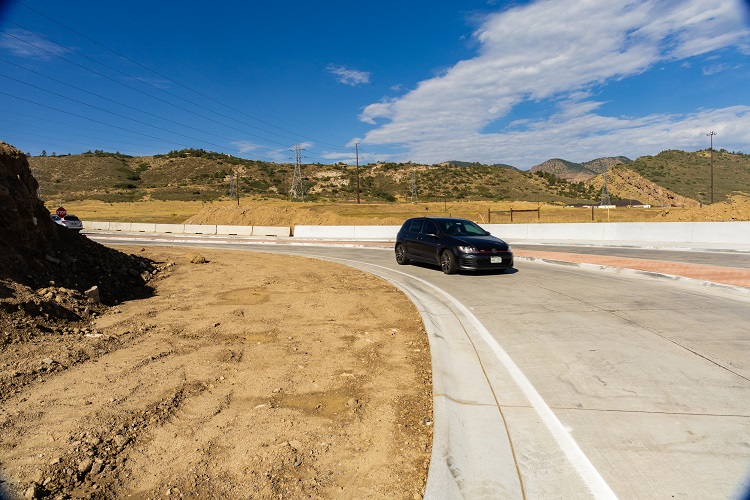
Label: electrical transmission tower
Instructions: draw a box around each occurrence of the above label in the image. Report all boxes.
[411,170,418,203]
[228,171,237,199]
[289,144,305,201]
[600,166,611,206]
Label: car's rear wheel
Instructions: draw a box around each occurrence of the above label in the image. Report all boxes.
[440,250,457,274]
[395,244,410,265]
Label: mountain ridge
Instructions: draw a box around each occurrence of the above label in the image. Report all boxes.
[22,146,750,206]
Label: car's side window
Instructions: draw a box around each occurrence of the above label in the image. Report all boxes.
[421,220,438,235]
[408,219,424,233]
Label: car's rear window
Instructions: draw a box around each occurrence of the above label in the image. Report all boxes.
[64,216,80,221]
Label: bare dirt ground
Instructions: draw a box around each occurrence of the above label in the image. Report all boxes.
[0,246,433,499]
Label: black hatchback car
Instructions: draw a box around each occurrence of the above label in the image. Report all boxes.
[395,217,514,274]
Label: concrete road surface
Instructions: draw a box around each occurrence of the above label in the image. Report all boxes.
[94,235,750,499]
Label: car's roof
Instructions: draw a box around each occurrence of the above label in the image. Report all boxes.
[407,216,474,222]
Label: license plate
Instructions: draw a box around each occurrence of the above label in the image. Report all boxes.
[490,256,503,263]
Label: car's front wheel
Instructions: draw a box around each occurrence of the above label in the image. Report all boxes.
[395,244,410,265]
[440,250,457,274]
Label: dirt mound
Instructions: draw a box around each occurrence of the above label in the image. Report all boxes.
[1,143,432,499]
[588,167,700,207]
[184,203,410,227]
[0,141,157,298]
[656,194,750,221]
[0,141,160,397]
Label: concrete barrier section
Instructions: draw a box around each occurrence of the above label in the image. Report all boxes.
[216,225,255,236]
[295,225,399,240]
[183,224,217,235]
[129,223,158,233]
[353,225,400,241]
[294,225,358,239]
[481,221,750,246]
[604,221,694,243]
[109,222,133,232]
[484,224,529,241]
[252,226,291,237]
[691,221,750,244]
[154,224,185,234]
[83,221,110,231]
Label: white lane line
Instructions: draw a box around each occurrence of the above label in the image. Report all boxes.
[326,258,618,500]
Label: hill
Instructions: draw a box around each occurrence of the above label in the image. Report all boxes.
[24,146,750,208]
[587,167,699,207]
[28,149,601,205]
[625,149,750,204]
[530,157,632,183]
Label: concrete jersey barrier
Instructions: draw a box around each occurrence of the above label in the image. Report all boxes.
[84,221,290,238]
[83,220,750,247]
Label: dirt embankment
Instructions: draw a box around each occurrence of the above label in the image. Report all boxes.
[0,142,434,499]
[1,248,432,499]
[588,168,700,207]
[656,194,750,221]
[183,204,412,227]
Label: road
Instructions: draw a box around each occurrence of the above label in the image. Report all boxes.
[92,233,750,499]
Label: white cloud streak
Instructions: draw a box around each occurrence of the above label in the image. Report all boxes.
[0,29,70,60]
[327,64,371,86]
[358,0,750,168]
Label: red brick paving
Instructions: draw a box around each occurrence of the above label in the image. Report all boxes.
[516,250,750,289]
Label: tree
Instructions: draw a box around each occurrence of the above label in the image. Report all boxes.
[41,150,47,157]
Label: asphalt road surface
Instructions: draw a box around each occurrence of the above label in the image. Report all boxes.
[93,234,750,499]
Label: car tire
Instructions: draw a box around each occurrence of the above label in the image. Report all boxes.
[440,250,457,275]
[395,244,410,265]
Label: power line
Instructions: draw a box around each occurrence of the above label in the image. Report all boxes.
[0,60,294,158]
[8,4,357,153]
[0,27,313,154]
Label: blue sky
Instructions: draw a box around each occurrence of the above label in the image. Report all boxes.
[1,0,749,169]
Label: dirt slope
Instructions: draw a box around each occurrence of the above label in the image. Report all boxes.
[587,167,700,207]
[1,247,432,499]
[0,142,433,499]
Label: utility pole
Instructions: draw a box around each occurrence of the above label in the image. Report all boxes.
[289,144,305,201]
[707,131,716,204]
[356,143,360,204]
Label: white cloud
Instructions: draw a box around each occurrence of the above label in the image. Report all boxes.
[0,29,70,60]
[358,0,750,168]
[702,63,742,75]
[327,65,371,86]
[231,141,261,154]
